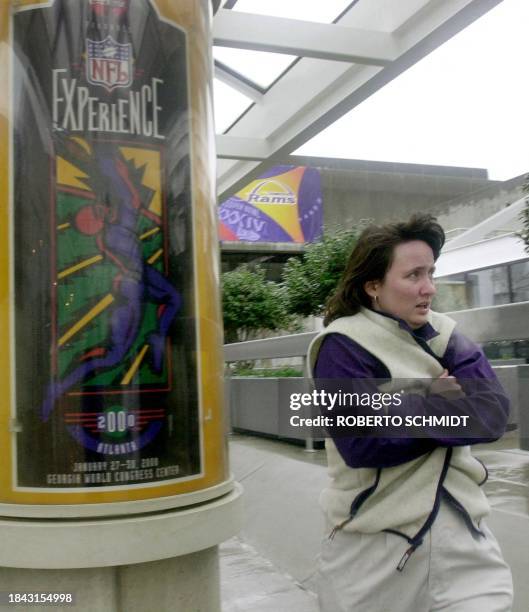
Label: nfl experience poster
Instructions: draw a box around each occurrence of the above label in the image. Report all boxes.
[8,0,204,492]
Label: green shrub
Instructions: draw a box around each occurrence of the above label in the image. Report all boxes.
[231,366,303,377]
[282,227,361,317]
[222,264,294,343]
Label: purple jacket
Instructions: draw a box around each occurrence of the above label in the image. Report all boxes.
[313,315,510,469]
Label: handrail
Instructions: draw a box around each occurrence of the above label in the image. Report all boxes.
[223,301,529,362]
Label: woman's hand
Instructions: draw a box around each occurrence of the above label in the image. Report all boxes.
[429,369,465,399]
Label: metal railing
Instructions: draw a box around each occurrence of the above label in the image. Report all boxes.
[224,302,529,363]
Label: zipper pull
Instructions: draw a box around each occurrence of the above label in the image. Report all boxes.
[396,545,416,572]
[328,517,353,540]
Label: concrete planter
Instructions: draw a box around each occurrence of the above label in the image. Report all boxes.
[227,377,323,442]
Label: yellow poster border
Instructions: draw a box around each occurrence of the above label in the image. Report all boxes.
[0,0,13,502]
[0,0,228,506]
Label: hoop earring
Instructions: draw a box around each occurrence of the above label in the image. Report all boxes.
[374,295,379,305]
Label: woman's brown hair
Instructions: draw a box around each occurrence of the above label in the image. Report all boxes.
[323,214,445,326]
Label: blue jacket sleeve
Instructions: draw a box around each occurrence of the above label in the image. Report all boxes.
[314,334,439,468]
[393,330,510,445]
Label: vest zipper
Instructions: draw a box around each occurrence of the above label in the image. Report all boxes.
[388,447,453,571]
[441,488,484,538]
[397,545,417,572]
[328,468,381,539]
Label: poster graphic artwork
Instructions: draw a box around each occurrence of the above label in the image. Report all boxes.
[218,166,323,244]
[44,138,179,457]
[13,0,201,489]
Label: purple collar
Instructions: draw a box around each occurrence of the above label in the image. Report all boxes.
[368,308,440,341]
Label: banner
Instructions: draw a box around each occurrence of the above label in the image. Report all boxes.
[219,165,323,243]
[11,0,201,490]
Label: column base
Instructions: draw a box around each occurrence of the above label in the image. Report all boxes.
[0,547,221,612]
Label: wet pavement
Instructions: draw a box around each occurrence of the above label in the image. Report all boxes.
[477,444,529,517]
[220,537,318,612]
[220,431,529,611]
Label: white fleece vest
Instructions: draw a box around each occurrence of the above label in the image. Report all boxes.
[308,308,489,538]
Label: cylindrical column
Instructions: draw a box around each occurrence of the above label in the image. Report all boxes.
[0,1,240,609]
[0,547,221,612]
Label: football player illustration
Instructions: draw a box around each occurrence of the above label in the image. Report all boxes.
[41,136,181,421]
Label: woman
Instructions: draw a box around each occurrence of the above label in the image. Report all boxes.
[308,214,513,612]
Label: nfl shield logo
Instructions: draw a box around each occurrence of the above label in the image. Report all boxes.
[86,36,132,91]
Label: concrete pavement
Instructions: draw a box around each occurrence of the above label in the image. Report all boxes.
[220,432,529,611]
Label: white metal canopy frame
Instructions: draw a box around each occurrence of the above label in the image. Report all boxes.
[212,0,504,200]
[435,196,529,278]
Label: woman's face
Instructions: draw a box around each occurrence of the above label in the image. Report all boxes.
[365,240,437,329]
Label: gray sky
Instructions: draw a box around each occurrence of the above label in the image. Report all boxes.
[295,0,528,181]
